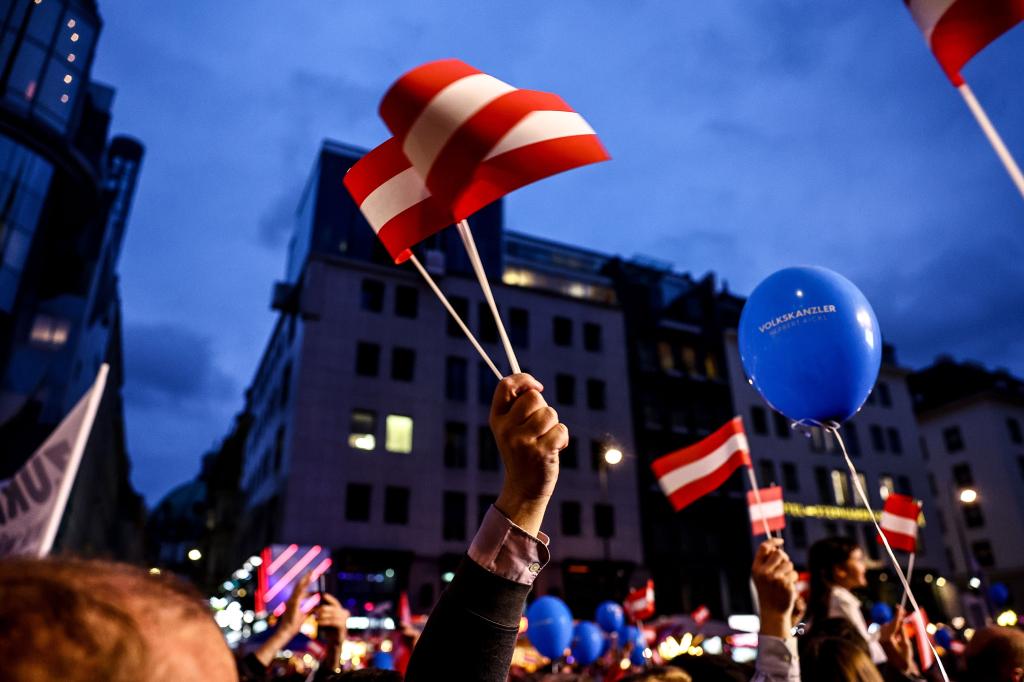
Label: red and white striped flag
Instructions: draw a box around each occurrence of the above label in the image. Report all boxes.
[904,0,1024,85]
[690,605,711,626]
[624,579,655,621]
[651,417,752,512]
[344,59,609,262]
[906,608,936,671]
[747,485,786,537]
[878,493,921,553]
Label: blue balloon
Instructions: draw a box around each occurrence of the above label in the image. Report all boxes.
[619,624,644,649]
[870,602,894,624]
[934,627,953,649]
[571,621,605,666]
[630,641,648,666]
[526,596,574,659]
[595,601,625,634]
[738,266,882,423]
[989,582,1011,606]
[370,651,394,670]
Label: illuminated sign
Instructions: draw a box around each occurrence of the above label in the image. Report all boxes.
[783,502,925,526]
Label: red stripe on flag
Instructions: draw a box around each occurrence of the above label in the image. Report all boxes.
[651,417,747,479]
[883,493,921,520]
[457,134,610,221]
[747,485,786,536]
[380,59,482,138]
[663,449,750,511]
[374,196,456,263]
[878,493,920,552]
[927,0,1024,85]
[425,90,574,204]
[343,138,412,204]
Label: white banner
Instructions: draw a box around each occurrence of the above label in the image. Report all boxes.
[0,364,108,557]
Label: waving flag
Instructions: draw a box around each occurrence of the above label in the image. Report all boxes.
[624,580,655,621]
[691,605,711,627]
[904,0,1024,85]
[651,417,752,512]
[747,485,786,537]
[878,493,921,553]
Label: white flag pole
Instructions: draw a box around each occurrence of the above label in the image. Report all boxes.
[744,465,774,540]
[957,82,1024,201]
[455,219,522,375]
[899,552,916,612]
[408,253,503,380]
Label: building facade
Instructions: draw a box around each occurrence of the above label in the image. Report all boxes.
[0,0,145,559]
[910,359,1024,609]
[725,334,954,614]
[237,141,643,618]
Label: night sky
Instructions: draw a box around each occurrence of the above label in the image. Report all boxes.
[88,2,1024,505]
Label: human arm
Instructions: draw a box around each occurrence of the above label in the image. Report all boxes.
[237,572,313,681]
[751,539,801,682]
[312,593,349,678]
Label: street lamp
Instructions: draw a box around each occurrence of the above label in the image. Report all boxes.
[188,548,202,561]
[604,448,623,465]
[959,488,978,504]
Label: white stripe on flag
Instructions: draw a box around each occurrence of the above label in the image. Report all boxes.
[483,110,596,160]
[749,499,785,523]
[881,512,918,538]
[657,433,749,496]
[403,73,516,172]
[906,0,959,41]
[358,167,432,233]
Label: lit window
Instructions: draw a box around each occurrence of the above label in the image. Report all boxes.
[386,415,413,453]
[879,475,895,501]
[831,470,849,506]
[348,409,376,451]
[29,314,70,349]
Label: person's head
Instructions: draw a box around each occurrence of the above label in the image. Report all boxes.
[964,626,1024,682]
[0,557,236,681]
[808,537,866,624]
[800,635,883,682]
[620,666,692,681]
[805,617,871,654]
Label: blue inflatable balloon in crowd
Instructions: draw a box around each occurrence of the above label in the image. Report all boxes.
[989,582,1011,606]
[934,627,954,649]
[571,621,605,666]
[619,624,645,650]
[595,601,625,634]
[526,596,574,659]
[630,641,648,666]
[870,602,894,624]
[738,266,882,424]
[370,651,394,670]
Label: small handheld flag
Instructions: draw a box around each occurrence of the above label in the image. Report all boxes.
[747,485,786,537]
[651,417,751,512]
[878,493,921,554]
[624,580,655,621]
[690,605,711,627]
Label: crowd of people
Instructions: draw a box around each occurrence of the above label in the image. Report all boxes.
[1,374,1021,681]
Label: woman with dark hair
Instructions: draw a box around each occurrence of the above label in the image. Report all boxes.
[807,537,886,664]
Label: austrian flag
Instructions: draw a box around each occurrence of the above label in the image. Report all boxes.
[624,580,655,621]
[878,493,922,553]
[747,486,786,537]
[651,417,752,512]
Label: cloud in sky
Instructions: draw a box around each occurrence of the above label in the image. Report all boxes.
[90,0,1024,502]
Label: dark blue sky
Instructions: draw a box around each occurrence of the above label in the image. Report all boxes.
[89,2,1024,504]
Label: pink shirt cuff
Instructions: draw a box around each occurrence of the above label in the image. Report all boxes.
[468,505,550,586]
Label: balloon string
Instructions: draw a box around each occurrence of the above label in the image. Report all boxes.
[828,424,950,682]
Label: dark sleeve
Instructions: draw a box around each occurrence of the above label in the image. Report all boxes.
[405,555,532,682]
[236,653,268,682]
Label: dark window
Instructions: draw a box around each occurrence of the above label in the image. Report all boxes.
[478,494,496,524]
[877,382,892,407]
[963,504,985,528]
[392,347,416,382]
[345,484,371,522]
[395,285,418,318]
[782,462,800,491]
[824,521,839,537]
[561,438,578,469]
[773,412,791,439]
[510,307,529,348]
[896,475,913,496]
[442,491,467,541]
[870,425,886,452]
[750,406,768,435]
[478,426,501,471]
[280,363,292,407]
[887,428,903,454]
[1008,417,1023,445]
[447,296,469,338]
[594,503,615,538]
[583,323,602,352]
[943,426,964,453]
[445,356,468,402]
[586,379,606,411]
[815,467,830,504]
[555,373,575,405]
[863,525,880,560]
[561,501,582,536]
[478,362,496,405]
[1018,456,1024,481]
[758,460,776,487]
[553,316,573,347]
[972,540,996,567]
[865,390,876,405]
[952,463,974,487]
[843,423,861,456]
[920,437,930,461]
[361,279,384,312]
[809,428,827,454]
[478,302,498,343]
[355,342,380,377]
[444,421,468,469]
[590,440,605,471]
[273,427,285,471]
[791,519,807,549]
[928,473,939,497]
[384,486,409,525]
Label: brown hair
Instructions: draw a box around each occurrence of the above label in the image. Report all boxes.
[800,635,883,682]
[964,626,1024,682]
